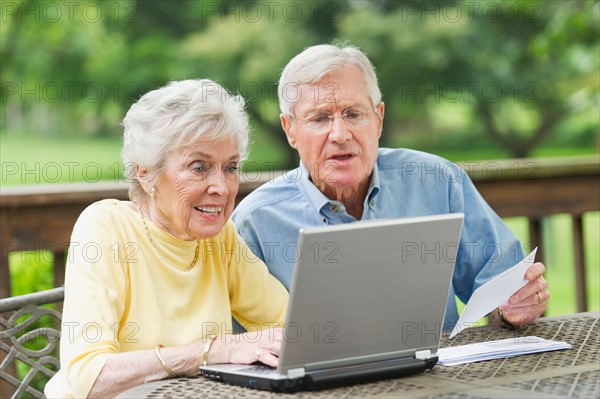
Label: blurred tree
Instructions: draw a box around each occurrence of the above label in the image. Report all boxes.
[1,0,134,136]
[170,0,350,164]
[461,0,599,157]
[1,0,597,161]
[337,0,599,157]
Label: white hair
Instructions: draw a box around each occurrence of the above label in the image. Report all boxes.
[121,79,250,203]
[278,43,382,116]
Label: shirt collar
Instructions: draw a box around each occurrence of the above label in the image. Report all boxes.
[298,161,331,213]
[298,160,381,214]
[367,161,381,202]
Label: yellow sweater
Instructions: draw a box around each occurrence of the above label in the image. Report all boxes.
[45,199,288,398]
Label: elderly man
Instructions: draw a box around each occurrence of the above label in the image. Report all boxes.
[232,43,549,330]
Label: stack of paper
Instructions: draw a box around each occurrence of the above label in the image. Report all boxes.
[437,336,571,366]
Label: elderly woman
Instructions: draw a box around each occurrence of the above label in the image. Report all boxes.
[45,79,288,398]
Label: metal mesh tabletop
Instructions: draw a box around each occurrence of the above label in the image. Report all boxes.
[117,312,599,399]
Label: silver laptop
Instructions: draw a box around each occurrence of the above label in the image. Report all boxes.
[201,213,464,392]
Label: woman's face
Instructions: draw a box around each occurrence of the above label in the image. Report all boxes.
[144,137,240,241]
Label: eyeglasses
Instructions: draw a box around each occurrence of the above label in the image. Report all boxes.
[291,107,375,133]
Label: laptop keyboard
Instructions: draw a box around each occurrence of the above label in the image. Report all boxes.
[237,365,278,375]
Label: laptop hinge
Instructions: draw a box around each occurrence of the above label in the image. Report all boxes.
[287,367,306,378]
[415,350,432,360]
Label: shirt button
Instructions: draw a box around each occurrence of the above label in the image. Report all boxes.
[370,199,375,207]
[321,217,327,223]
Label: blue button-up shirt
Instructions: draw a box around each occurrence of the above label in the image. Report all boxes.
[232,148,524,330]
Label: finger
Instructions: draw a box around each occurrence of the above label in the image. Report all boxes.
[257,349,279,367]
[505,287,549,312]
[500,292,548,325]
[525,262,545,280]
[518,291,544,307]
[256,329,283,351]
[500,305,543,325]
[509,276,548,305]
[537,289,549,305]
[510,291,538,307]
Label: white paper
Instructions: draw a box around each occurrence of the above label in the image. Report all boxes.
[450,248,538,339]
[437,336,571,366]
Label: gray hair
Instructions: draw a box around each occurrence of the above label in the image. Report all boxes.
[278,43,381,116]
[121,79,250,203]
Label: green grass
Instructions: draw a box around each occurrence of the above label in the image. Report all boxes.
[0,131,289,185]
[2,132,597,186]
[1,134,124,185]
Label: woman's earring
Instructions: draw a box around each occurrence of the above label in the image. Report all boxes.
[149,187,155,197]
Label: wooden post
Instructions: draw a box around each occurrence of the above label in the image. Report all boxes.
[1,207,13,299]
[528,218,544,266]
[572,215,588,312]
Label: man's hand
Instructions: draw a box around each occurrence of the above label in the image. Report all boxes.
[496,262,549,326]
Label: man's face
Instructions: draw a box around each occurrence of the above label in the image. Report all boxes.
[281,65,384,200]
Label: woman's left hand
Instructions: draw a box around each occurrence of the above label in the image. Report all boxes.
[226,328,284,367]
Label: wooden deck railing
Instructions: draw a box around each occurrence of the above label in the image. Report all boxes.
[1,155,599,310]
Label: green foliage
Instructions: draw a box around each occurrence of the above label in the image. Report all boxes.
[9,251,54,296]
[1,0,597,160]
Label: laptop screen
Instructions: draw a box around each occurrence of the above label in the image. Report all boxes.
[278,213,464,374]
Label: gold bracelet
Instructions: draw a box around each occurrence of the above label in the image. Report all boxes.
[201,335,218,367]
[154,344,178,377]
